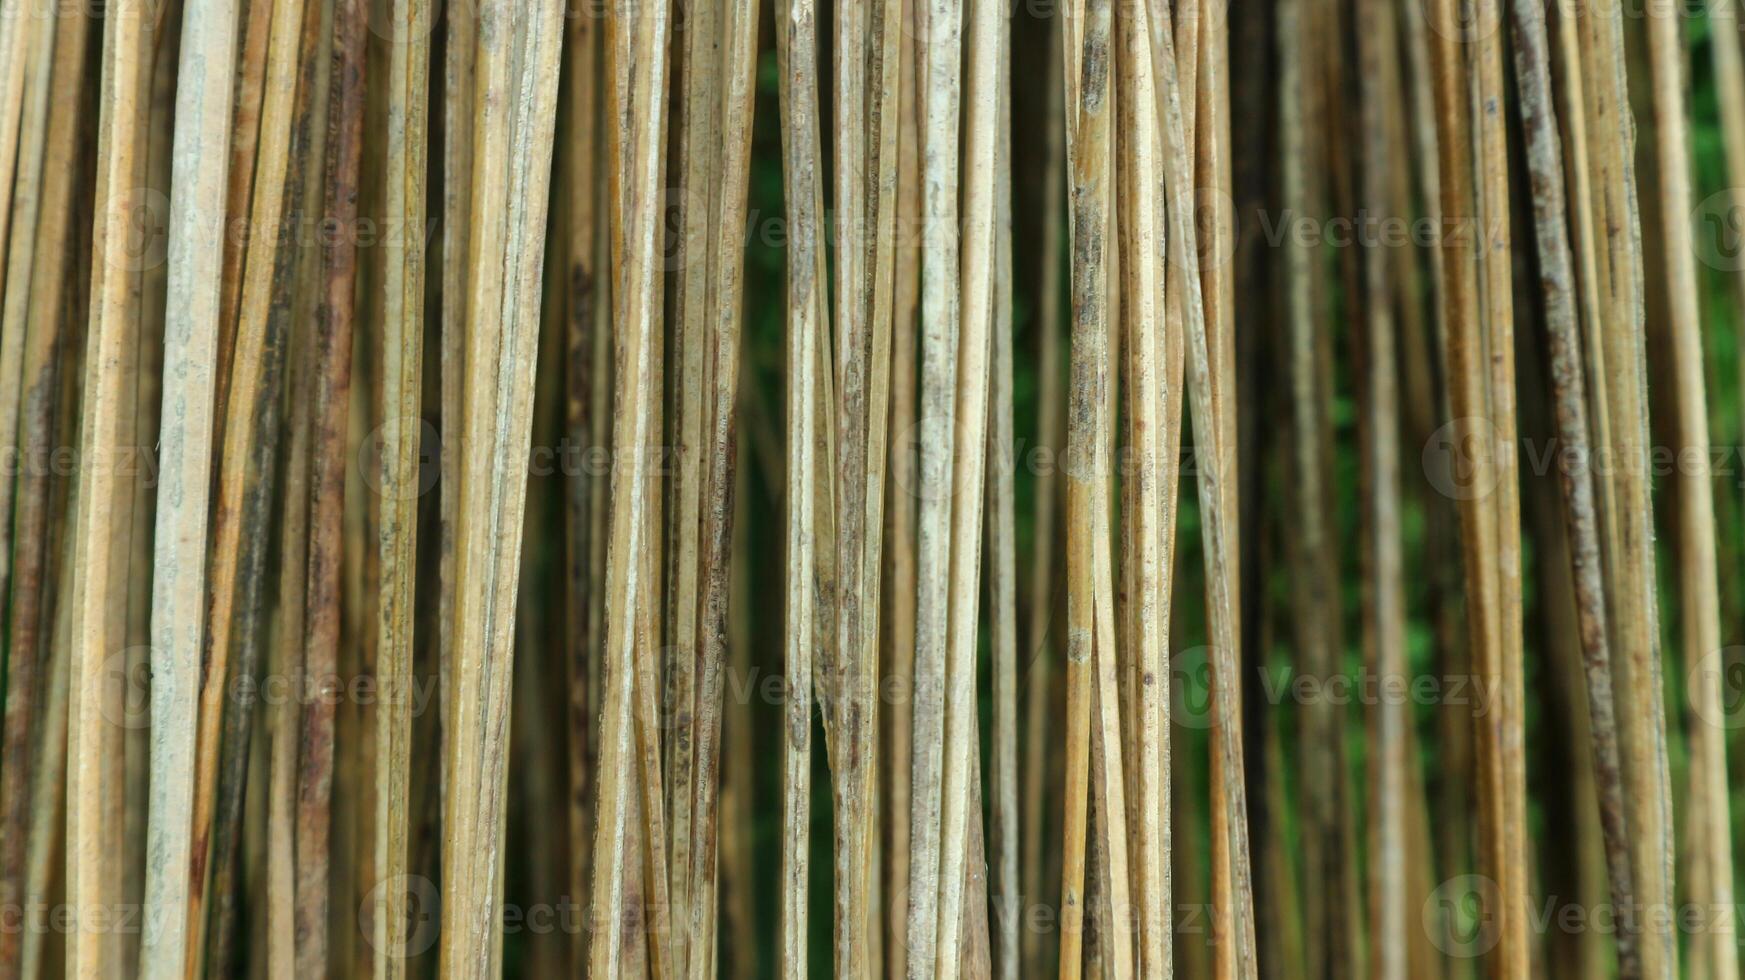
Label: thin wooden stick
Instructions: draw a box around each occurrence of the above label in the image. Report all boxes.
[214,0,274,419]
[1115,0,1166,972]
[370,0,431,974]
[436,0,564,974]
[0,2,50,648]
[1509,1,1641,972]
[1149,0,1256,971]
[904,0,963,968]
[1645,2,1737,974]
[588,0,672,972]
[773,0,825,970]
[139,0,238,974]
[0,12,61,969]
[683,0,763,973]
[883,0,922,966]
[68,0,150,975]
[931,0,999,965]
[1355,0,1405,972]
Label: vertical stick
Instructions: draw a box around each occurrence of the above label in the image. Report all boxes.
[1645,2,1736,975]
[773,0,825,971]
[1356,0,1405,973]
[1509,1,1641,973]
[68,0,148,975]
[372,0,431,974]
[588,0,671,973]
[142,0,239,974]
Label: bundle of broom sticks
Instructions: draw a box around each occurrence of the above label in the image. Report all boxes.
[2,0,1744,975]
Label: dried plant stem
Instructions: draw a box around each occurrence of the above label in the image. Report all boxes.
[68,0,149,977]
[371,1,430,975]
[0,10,63,965]
[436,1,564,975]
[668,0,724,953]
[930,0,999,972]
[773,0,826,974]
[1116,0,1168,971]
[883,0,922,967]
[1355,0,1406,973]
[1509,1,1641,973]
[1645,3,1737,975]
[683,0,762,974]
[1575,3,1675,972]
[903,0,963,970]
[139,0,238,974]
[588,0,672,973]
[1149,0,1256,972]
[0,4,52,645]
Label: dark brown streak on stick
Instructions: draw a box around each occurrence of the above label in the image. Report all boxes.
[1507,0,1640,972]
[294,0,365,969]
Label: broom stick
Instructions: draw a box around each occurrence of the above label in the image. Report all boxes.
[1645,3,1737,975]
[67,0,148,975]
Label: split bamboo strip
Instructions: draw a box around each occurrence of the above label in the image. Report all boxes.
[1509,0,1641,972]
[0,9,59,969]
[1645,3,1737,975]
[67,0,150,977]
[141,0,239,974]
[668,0,724,954]
[185,0,311,964]
[883,0,922,965]
[439,1,564,975]
[0,3,49,646]
[291,0,365,969]
[904,0,963,969]
[682,0,763,974]
[1151,0,1256,971]
[1116,0,1168,971]
[1355,0,1405,973]
[372,0,431,974]
[773,0,826,973]
[1577,1,1676,971]
[986,26,1017,980]
[930,0,1000,969]
[588,0,672,972]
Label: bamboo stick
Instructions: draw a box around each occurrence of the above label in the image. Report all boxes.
[904,0,964,968]
[883,0,922,966]
[138,0,238,973]
[1355,0,1406,973]
[370,0,430,974]
[0,12,63,971]
[1575,1,1675,971]
[930,0,1000,967]
[437,0,564,974]
[67,0,150,975]
[773,0,826,971]
[1116,0,1168,971]
[682,0,763,974]
[0,2,50,644]
[1645,2,1737,974]
[1509,1,1642,973]
[588,0,672,972]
